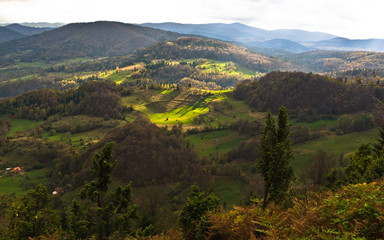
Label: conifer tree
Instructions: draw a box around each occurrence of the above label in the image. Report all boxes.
[178,184,220,240]
[72,142,137,239]
[257,106,294,209]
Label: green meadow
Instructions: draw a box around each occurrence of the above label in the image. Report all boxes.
[186,130,246,157]
[293,127,379,173]
[0,115,43,137]
[0,169,49,196]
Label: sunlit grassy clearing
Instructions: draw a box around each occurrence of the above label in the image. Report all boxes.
[160,89,177,95]
[105,70,133,84]
[198,60,255,78]
[149,90,229,124]
[149,102,209,124]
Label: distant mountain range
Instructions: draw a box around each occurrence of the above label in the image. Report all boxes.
[309,37,384,52]
[0,23,52,43]
[141,22,384,53]
[0,20,383,72]
[141,22,335,42]
[0,21,181,62]
[1,21,383,54]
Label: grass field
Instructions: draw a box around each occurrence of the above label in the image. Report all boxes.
[214,176,247,208]
[0,115,43,137]
[43,127,109,148]
[105,70,133,84]
[197,59,260,79]
[0,169,48,196]
[186,130,246,157]
[293,127,379,173]
[292,118,339,130]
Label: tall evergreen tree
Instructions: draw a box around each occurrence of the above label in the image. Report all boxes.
[73,142,137,240]
[373,125,384,156]
[257,106,294,209]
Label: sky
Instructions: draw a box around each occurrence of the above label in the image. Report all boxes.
[0,0,383,39]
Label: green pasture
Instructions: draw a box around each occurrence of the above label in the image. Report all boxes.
[293,127,379,173]
[197,60,255,79]
[43,127,109,148]
[105,70,133,84]
[149,103,209,124]
[214,177,247,208]
[0,115,43,137]
[186,129,246,157]
[0,169,49,196]
[292,118,339,130]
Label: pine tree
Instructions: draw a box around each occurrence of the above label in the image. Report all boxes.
[178,184,220,240]
[373,125,384,156]
[257,106,294,209]
[74,142,137,239]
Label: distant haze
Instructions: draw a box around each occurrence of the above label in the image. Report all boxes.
[0,0,383,39]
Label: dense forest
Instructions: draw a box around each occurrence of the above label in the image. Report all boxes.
[233,71,384,120]
[0,81,130,120]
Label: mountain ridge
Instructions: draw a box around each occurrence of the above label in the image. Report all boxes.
[141,22,336,42]
[0,26,24,43]
[0,21,182,62]
[5,23,52,36]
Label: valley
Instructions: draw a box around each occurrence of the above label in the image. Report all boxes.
[0,20,384,239]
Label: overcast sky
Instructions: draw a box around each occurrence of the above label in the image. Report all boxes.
[0,0,383,39]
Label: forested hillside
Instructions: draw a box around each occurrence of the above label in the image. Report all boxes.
[0,81,129,120]
[233,71,383,120]
[285,50,384,72]
[60,118,207,187]
[0,21,181,64]
[137,37,301,73]
[0,27,24,43]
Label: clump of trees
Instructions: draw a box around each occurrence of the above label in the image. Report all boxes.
[0,81,130,120]
[178,185,220,240]
[233,71,384,120]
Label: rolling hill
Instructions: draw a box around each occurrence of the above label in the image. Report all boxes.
[284,50,384,72]
[4,23,52,36]
[0,27,24,43]
[0,21,182,62]
[136,37,303,72]
[233,71,381,118]
[246,38,310,53]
